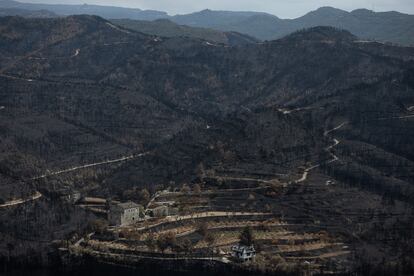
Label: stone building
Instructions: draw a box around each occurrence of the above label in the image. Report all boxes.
[147,205,179,217]
[109,201,143,226]
[54,188,81,204]
[148,205,169,217]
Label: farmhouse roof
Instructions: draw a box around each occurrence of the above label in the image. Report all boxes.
[232,245,255,254]
[118,201,141,210]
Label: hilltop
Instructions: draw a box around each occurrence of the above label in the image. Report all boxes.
[111,18,259,46]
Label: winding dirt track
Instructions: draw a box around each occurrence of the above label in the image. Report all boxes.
[134,211,273,231]
[295,122,346,183]
[0,73,34,82]
[2,100,413,208]
[294,108,414,184]
[32,152,149,180]
[71,48,80,57]
[0,152,148,209]
[0,191,42,208]
[376,114,414,120]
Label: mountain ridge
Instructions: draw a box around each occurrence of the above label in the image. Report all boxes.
[0,0,168,20]
[111,18,259,46]
[1,0,414,46]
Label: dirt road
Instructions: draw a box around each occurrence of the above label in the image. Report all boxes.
[0,191,42,208]
[33,152,149,180]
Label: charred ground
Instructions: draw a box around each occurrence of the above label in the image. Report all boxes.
[0,16,414,275]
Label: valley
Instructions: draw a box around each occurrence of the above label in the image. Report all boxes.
[0,14,414,276]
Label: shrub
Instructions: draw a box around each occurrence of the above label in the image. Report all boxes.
[157,231,177,253]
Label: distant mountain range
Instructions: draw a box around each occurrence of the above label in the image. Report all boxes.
[173,7,414,45]
[0,0,167,20]
[112,19,259,46]
[0,7,56,17]
[1,0,414,45]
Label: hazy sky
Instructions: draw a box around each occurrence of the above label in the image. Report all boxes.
[22,0,414,18]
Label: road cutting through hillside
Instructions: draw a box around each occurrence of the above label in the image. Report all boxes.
[0,152,149,208]
[33,151,149,180]
[0,191,42,208]
[0,73,35,82]
[376,114,414,120]
[295,122,347,183]
[324,122,348,136]
[275,106,347,183]
[146,189,169,210]
[106,22,132,34]
[211,176,277,185]
[71,48,80,57]
[3,107,412,208]
[79,248,231,264]
[277,106,319,114]
[134,211,273,231]
[294,108,413,184]
[326,139,340,164]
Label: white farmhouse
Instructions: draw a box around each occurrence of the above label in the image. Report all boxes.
[231,245,256,262]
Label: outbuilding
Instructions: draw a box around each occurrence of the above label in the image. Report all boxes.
[148,205,169,217]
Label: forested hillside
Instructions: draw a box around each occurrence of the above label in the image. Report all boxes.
[0,15,414,274]
[111,19,259,46]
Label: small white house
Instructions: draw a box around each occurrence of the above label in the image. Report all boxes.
[231,245,256,262]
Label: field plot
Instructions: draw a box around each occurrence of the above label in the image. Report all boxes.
[74,178,360,274]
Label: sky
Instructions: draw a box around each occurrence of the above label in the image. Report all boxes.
[22,0,414,18]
